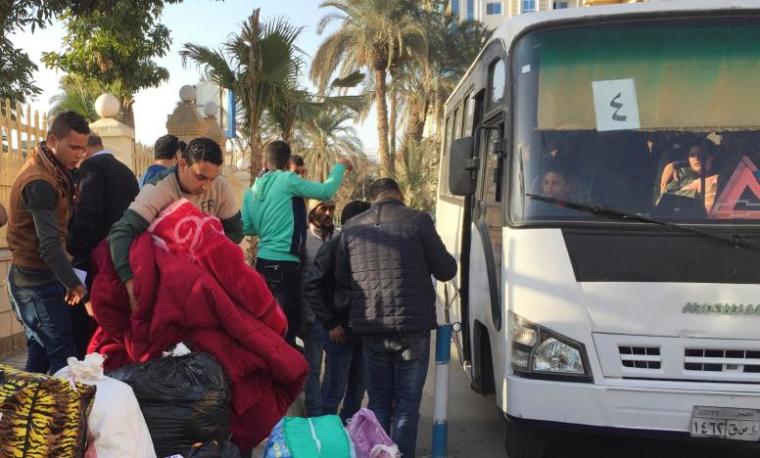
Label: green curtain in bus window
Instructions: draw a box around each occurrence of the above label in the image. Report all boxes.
[537,23,760,131]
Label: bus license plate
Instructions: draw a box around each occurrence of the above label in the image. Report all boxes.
[690,406,760,441]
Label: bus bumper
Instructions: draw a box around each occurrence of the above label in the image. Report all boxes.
[505,375,760,433]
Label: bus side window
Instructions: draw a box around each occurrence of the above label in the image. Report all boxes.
[441,115,454,196]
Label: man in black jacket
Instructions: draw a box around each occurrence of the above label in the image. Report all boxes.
[305,200,371,422]
[67,134,139,357]
[335,179,457,457]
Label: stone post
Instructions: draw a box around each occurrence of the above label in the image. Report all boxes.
[89,93,135,169]
[166,85,205,144]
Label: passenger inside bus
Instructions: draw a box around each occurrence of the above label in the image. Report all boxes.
[659,139,719,200]
[541,166,572,200]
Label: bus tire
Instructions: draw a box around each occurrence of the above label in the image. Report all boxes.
[505,418,547,458]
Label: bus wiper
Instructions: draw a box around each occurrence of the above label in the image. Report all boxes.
[526,193,760,252]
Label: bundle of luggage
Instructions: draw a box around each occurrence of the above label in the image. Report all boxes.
[263,408,401,458]
[0,350,239,458]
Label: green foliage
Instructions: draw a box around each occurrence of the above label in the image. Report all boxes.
[393,138,440,212]
[0,0,180,102]
[298,106,363,181]
[41,1,176,115]
[48,76,109,122]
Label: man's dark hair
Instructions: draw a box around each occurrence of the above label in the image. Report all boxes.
[182,137,224,166]
[266,140,292,169]
[177,140,187,153]
[49,111,90,139]
[369,178,402,200]
[291,154,304,167]
[341,200,371,225]
[154,134,180,160]
[87,134,103,148]
[542,163,569,181]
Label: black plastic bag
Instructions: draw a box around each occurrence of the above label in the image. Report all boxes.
[108,352,231,458]
[186,440,241,458]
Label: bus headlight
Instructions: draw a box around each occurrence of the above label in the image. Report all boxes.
[532,338,584,374]
[510,312,592,381]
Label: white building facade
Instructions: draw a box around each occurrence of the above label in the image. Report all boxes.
[448,0,645,29]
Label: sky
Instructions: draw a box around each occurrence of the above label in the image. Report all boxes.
[10,0,379,157]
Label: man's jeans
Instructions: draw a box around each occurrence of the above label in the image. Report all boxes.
[303,320,327,417]
[6,273,76,375]
[322,328,366,422]
[255,258,301,344]
[362,331,430,458]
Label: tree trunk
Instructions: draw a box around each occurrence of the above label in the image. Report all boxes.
[374,69,393,176]
[404,100,429,146]
[389,89,397,163]
[247,127,262,265]
[248,128,262,186]
[122,98,136,129]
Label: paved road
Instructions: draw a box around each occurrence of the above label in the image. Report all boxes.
[415,336,760,458]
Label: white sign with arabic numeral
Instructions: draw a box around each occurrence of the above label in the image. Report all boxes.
[592,78,641,132]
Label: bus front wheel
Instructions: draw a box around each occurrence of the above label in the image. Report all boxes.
[505,418,547,458]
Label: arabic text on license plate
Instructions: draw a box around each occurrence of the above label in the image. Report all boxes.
[690,406,760,442]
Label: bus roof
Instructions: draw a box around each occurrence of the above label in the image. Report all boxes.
[447,0,760,107]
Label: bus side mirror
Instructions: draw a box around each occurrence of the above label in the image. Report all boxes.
[449,136,477,196]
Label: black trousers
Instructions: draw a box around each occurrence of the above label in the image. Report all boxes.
[255,258,301,344]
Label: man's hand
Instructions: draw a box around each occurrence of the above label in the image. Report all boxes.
[338,158,354,172]
[125,279,138,312]
[65,285,85,306]
[329,324,347,345]
[84,301,94,317]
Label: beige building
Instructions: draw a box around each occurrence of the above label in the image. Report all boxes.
[448,0,647,29]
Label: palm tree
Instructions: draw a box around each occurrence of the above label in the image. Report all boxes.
[393,138,439,211]
[49,75,121,122]
[311,0,427,176]
[180,9,302,184]
[299,107,363,181]
[49,81,99,122]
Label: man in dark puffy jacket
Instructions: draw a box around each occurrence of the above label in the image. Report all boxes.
[335,178,457,458]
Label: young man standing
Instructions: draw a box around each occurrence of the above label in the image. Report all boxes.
[139,134,180,188]
[335,179,457,457]
[109,137,243,311]
[6,111,88,374]
[305,200,371,422]
[241,140,351,344]
[300,199,336,416]
[67,134,139,357]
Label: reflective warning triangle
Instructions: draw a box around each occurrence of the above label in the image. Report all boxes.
[710,156,760,219]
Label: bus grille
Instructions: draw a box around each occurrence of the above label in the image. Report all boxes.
[684,349,760,373]
[619,345,661,369]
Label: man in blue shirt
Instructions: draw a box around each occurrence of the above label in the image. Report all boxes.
[139,134,181,188]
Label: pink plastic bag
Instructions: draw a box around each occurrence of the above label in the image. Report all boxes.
[347,408,401,458]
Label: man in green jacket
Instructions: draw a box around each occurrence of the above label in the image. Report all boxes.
[242,140,352,343]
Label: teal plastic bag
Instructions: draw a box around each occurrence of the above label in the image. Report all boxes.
[263,416,356,458]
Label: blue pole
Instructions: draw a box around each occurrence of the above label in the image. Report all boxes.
[432,324,453,458]
[226,90,236,139]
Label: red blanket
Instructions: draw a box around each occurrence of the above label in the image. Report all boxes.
[88,199,306,450]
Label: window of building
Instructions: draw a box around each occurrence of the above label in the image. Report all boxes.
[553,1,568,8]
[486,2,502,15]
[467,0,475,19]
[522,0,536,13]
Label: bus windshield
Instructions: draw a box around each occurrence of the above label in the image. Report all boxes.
[510,17,760,225]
